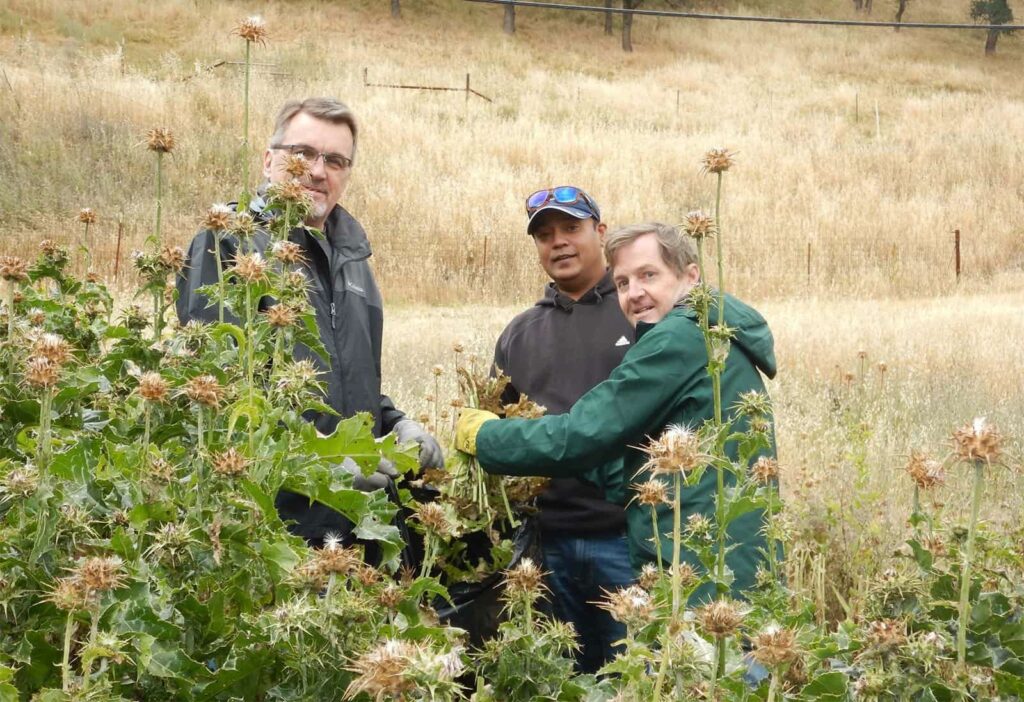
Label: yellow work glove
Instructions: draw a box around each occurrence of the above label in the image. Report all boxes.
[455,408,499,455]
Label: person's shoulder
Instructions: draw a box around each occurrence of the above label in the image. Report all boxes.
[497,302,550,344]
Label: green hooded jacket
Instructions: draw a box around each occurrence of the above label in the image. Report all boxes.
[475,293,777,602]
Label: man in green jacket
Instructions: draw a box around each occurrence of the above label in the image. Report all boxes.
[455,222,777,602]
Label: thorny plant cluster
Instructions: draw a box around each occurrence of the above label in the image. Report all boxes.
[2,14,1024,702]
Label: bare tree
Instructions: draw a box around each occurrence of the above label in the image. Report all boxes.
[894,0,910,31]
[391,0,401,18]
[605,0,615,35]
[970,0,1015,54]
[622,0,642,51]
[504,5,516,34]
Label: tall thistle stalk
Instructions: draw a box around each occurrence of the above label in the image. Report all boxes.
[146,128,175,249]
[951,418,1002,670]
[77,209,97,273]
[233,17,268,206]
[201,206,234,323]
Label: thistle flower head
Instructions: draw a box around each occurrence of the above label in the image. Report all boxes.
[0,465,39,501]
[146,127,176,154]
[504,557,546,599]
[378,582,404,610]
[345,639,416,701]
[638,562,660,591]
[904,450,945,490]
[266,303,298,328]
[503,394,546,419]
[640,424,706,476]
[313,538,360,575]
[39,239,69,266]
[121,304,149,331]
[74,556,125,593]
[211,447,249,477]
[267,179,312,208]
[183,374,225,408]
[32,333,72,366]
[158,245,186,274]
[0,255,29,282]
[234,15,269,45]
[45,576,91,612]
[671,562,700,589]
[77,208,97,225]
[415,502,454,536]
[683,209,716,240]
[230,212,258,239]
[953,417,1002,464]
[201,203,233,231]
[431,364,444,377]
[696,599,744,638]
[597,585,654,629]
[271,240,307,265]
[283,153,312,179]
[23,356,59,388]
[138,371,170,403]
[701,147,735,174]
[686,513,714,540]
[864,618,907,650]
[634,478,670,507]
[751,456,780,484]
[750,625,801,667]
[231,252,268,282]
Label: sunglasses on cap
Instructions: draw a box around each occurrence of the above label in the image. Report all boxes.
[525,186,601,220]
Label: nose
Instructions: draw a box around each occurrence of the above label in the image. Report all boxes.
[307,154,328,178]
[627,279,645,300]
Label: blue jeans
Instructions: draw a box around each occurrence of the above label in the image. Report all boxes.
[540,531,635,674]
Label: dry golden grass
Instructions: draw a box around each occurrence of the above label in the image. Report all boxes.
[2,0,1023,303]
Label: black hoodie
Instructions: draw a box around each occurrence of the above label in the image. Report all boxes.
[492,271,634,534]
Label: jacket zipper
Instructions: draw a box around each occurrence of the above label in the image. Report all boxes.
[330,302,336,329]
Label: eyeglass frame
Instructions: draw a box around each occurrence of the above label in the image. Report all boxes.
[270,143,354,172]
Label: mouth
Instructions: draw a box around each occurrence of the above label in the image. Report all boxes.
[631,305,655,318]
[551,253,576,264]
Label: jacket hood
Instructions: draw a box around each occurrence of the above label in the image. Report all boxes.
[536,270,618,312]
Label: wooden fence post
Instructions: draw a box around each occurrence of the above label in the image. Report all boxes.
[954,229,961,282]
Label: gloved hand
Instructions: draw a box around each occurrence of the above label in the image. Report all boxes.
[338,456,392,492]
[454,408,499,455]
[393,419,445,470]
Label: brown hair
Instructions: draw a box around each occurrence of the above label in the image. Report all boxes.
[269,97,359,161]
[604,222,698,275]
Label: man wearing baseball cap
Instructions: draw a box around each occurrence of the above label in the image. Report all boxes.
[490,186,636,672]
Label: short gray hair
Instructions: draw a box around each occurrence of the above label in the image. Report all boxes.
[604,222,698,275]
[269,97,359,161]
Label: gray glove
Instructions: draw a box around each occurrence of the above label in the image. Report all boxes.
[338,457,392,492]
[393,419,445,470]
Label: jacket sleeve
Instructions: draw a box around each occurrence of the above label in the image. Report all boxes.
[175,229,240,325]
[475,318,705,478]
[379,395,406,434]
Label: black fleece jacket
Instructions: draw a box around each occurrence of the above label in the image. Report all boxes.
[492,271,634,534]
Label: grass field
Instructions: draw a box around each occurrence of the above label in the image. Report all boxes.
[2,0,1023,616]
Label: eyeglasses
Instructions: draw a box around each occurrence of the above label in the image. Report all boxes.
[525,186,600,219]
[271,144,353,173]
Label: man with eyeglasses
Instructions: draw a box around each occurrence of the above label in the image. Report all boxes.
[490,186,635,673]
[176,97,443,550]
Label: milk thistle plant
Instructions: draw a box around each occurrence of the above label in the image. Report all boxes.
[233,15,268,205]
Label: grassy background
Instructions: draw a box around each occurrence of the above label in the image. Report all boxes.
[2,0,1023,617]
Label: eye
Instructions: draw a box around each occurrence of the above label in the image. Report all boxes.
[324,154,352,171]
[615,279,628,291]
[643,270,657,280]
[296,146,318,161]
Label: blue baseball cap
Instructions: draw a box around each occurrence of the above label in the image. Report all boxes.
[525,186,601,235]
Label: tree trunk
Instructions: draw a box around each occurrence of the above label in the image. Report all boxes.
[622,0,635,52]
[605,0,614,35]
[863,0,873,14]
[894,0,906,30]
[391,0,400,19]
[852,0,863,11]
[503,6,515,34]
[985,28,1000,54]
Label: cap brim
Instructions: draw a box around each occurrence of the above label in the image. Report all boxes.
[526,204,595,234]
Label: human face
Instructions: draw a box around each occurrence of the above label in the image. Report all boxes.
[611,232,700,327]
[262,112,354,228]
[530,211,607,299]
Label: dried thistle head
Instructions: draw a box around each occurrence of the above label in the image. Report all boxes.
[146,127,176,154]
[670,562,699,590]
[77,208,97,225]
[701,147,735,174]
[290,560,327,591]
[952,417,1002,464]
[685,513,714,540]
[158,245,186,274]
[267,179,312,207]
[750,626,801,667]
[452,342,464,353]
[751,456,780,484]
[503,394,546,419]
[74,556,125,593]
[266,304,298,328]
[634,479,670,507]
[641,425,706,476]
[864,618,907,651]
[314,538,360,576]
[183,374,225,408]
[345,639,416,701]
[211,447,249,477]
[696,599,744,639]
[230,212,258,239]
[0,255,29,283]
[597,585,654,629]
[504,557,546,599]
[0,466,40,503]
[683,209,716,240]
[905,451,945,490]
[201,204,233,231]
[32,333,72,366]
[138,372,170,403]
[415,502,454,537]
[271,240,307,265]
[283,153,311,179]
[638,563,660,591]
[23,356,59,388]
[45,576,91,612]
[234,15,268,44]
[231,252,268,283]
[378,582,405,611]
[431,364,443,377]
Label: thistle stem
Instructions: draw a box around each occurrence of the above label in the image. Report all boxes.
[38,387,53,472]
[143,404,152,470]
[62,612,75,692]
[155,152,164,249]
[766,669,780,702]
[671,472,683,618]
[240,40,252,200]
[957,461,985,669]
[713,172,726,327]
[245,284,255,453]
[213,232,225,323]
[5,283,15,378]
[651,504,663,573]
[766,480,777,580]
